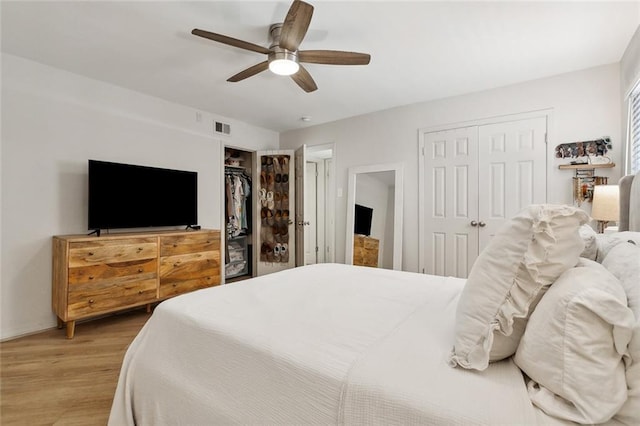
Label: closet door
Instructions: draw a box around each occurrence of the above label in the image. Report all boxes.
[256,150,295,276]
[419,113,548,278]
[477,116,547,251]
[294,145,306,267]
[422,126,479,278]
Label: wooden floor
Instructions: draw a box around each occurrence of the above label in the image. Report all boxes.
[1,309,151,425]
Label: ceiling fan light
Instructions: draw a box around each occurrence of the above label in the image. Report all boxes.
[269,59,299,76]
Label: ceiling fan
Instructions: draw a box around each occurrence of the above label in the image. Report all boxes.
[191,0,371,93]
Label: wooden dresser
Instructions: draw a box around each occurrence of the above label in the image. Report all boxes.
[353,234,380,267]
[52,229,220,338]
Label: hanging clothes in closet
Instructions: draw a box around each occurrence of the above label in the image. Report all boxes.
[225,169,252,238]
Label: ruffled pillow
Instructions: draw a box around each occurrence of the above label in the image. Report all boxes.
[449,205,589,370]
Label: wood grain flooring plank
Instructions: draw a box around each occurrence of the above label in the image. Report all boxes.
[1,310,150,425]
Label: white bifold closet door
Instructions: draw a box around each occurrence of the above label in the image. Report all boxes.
[420,115,547,278]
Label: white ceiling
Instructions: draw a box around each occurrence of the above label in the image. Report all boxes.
[2,1,639,133]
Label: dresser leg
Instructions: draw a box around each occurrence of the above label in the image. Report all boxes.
[57,317,64,329]
[66,320,76,339]
[145,303,151,313]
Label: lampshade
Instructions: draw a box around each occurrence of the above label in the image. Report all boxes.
[591,185,619,221]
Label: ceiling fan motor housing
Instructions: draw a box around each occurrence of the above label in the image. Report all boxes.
[268,23,299,65]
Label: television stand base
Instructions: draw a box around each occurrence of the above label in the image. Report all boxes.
[87,229,101,237]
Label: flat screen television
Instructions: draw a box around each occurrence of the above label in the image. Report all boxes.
[88,160,197,231]
[354,204,373,236]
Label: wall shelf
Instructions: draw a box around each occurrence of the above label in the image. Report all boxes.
[558,163,615,170]
[558,163,615,205]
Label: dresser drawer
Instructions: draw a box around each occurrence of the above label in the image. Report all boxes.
[68,258,157,285]
[68,237,157,267]
[159,251,220,282]
[159,276,219,299]
[67,277,157,318]
[353,246,367,260]
[160,232,220,257]
[362,238,378,250]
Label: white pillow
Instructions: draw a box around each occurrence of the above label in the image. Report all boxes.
[449,204,589,370]
[614,324,640,426]
[603,242,640,318]
[514,260,635,424]
[579,224,597,261]
[603,242,640,426]
[595,231,640,262]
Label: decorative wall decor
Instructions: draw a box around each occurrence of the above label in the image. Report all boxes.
[555,137,612,164]
[259,154,290,263]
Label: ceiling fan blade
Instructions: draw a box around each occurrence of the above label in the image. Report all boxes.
[227,61,269,82]
[291,65,317,93]
[279,0,314,52]
[192,29,270,55]
[299,50,371,65]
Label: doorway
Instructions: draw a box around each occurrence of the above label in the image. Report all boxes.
[295,144,335,266]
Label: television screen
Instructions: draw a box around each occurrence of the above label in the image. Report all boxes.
[88,160,197,231]
[354,204,373,236]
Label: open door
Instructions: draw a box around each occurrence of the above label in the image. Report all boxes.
[255,150,295,276]
[294,145,306,267]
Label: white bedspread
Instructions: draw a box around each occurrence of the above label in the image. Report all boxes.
[109,263,542,425]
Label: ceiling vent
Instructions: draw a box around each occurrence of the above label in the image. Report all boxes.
[215,121,231,135]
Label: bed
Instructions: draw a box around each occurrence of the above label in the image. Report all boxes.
[109,172,640,426]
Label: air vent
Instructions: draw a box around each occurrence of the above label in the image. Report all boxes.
[214,121,231,135]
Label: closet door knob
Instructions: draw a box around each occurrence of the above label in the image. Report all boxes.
[479,221,486,227]
[470,221,478,227]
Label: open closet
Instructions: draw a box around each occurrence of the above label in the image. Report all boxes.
[224,148,255,281]
[223,147,297,281]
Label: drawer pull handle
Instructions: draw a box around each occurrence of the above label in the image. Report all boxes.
[137,247,143,252]
[138,268,143,273]
[206,240,210,244]
[88,252,94,256]
[138,290,143,295]
[173,263,178,267]
[172,283,177,287]
[89,275,94,280]
[88,299,95,304]
[173,244,178,248]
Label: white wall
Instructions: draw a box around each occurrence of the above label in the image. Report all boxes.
[621,26,640,98]
[280,63,622,272]
[621,26,640,173]
[0,54,278,339]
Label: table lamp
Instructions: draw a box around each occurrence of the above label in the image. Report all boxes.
[591,184,619,233]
